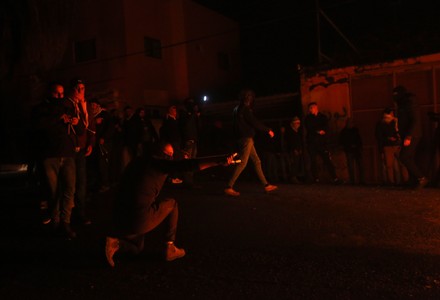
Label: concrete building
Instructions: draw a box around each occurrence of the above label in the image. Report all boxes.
[58,0,241,111]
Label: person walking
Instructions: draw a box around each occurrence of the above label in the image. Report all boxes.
[224,88,278,196]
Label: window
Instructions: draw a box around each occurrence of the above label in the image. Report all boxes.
[218,52,230,71]
[144,37,162,59]
[74,38,96,63]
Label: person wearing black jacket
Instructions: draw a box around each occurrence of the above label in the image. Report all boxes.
[375,108,409,185]
[224,88,278,196]
[304,102,340,184]
[31,82,79,239]
[105,142,235,267]
[393,85,428,189]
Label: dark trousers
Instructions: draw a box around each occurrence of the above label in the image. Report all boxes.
[116,198,178,254]
[345,151,365,184]
[399,137,424,179]
[74,149,88,218]
[308,145,337,180]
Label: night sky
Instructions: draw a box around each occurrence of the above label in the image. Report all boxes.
[195,0,440,95]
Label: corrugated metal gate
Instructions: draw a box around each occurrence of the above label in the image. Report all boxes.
[301,53,440,184]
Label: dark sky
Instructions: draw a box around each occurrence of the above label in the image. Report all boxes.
[195,0,440,95]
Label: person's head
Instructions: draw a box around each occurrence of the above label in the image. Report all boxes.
[137,107,146,118]
[183,97,196,112]
[239,88,255,107]
[308,102,318,115]
[89,98,101,112]
[167,105,177,118]
[291,116,301,130]
[69,78,86,100]
[382,107,395,123]
[345,117,354,128]
[392,85,412,105]
[124,105,133,118]
[48,82,64,99]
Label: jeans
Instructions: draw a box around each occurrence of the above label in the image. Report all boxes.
[228,137,268,188]
[116,198,178,255]
[43,157,76,223]
[75,149,87,217]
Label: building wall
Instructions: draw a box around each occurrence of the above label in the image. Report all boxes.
[300,53,440,184]
[182,0,241,98]
[56,0,240,109]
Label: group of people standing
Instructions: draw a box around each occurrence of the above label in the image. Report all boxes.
[30,79,94,239]
[29,81,430,267]
[259,85,429,189]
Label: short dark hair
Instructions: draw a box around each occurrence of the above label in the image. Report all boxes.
[69,77,85,89]
[308,102,317,108]
[383,107,394,114]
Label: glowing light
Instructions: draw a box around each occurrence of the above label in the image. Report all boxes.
[202,95,208,102]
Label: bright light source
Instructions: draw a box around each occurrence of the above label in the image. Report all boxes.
[203,95,208,102]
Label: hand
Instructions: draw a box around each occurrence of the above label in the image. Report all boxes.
[71,117,79,125]
[61,114,71,124]
[85,145,93,157]
[318,130,326,135]
[222,153,240,166]
[268,130,275,138]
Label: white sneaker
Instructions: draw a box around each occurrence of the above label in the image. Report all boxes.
[165,242,186,261]
[264,184,278,193]
[171,178,183,184]
[224,187,240,196]
[105,237,119,267]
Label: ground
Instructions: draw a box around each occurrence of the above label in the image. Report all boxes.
[2,171,440,299]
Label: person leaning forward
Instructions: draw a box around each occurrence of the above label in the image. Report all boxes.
[105,142,235,267]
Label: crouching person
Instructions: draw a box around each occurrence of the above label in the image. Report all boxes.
[105,142,234,267]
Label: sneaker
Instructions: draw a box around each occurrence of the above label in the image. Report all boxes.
[224,187,240,196]
[98,185,110,193]
[105,237,120,267]
[171,178,183,184]
[416,177,429,189]
[165,242,186,261]
[264,184,278,193]
[42,217,52,225]
[333,178,342,185]
[81,218,92,226]
[60,222,77,239]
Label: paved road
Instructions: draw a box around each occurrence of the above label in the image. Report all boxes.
[2,173,440,299]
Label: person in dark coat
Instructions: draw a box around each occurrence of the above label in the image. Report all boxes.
[339,117,365,184]
[375,108,409,186]
[304,102,340,184]
[105,142,235,267]
[393,85,428,189]
[31,82,80,239]
[285,116,305,183]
